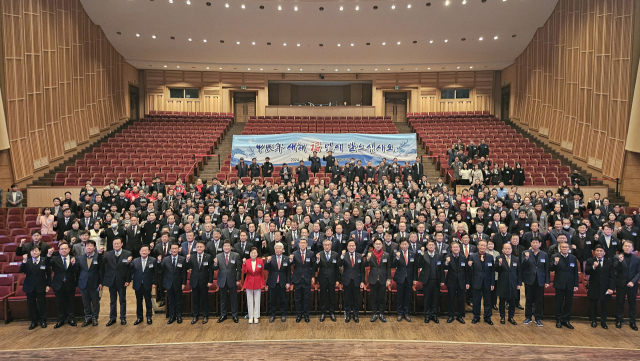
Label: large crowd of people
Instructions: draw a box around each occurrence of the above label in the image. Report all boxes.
[14,152,640,333]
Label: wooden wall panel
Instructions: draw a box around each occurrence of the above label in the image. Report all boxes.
[1,0,126,182]
[512,0,633,178]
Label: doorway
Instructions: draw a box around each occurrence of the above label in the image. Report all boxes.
[501,85,510,121]
[129,84,139,121]
[234,92,257,122]
[385,92,407,122]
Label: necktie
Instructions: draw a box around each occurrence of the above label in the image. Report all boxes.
[326,252,330,261]
[507,256,510,268]
[198,254,202,268]
[33,257,37,264]
[465,246,469,258]
[404,251,408,264]
[63,257,67,270]
[142,258,146,271]
[351,253,355,267]
[173,257,176,270]
[163,244,167,255]
[277,256,281,282]
[302,252,305,263]
[358,231,362,241]
[225,253,229,265]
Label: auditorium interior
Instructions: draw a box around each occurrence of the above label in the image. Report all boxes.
[0,0,640,359]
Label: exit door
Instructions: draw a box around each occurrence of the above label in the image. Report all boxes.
[385,92,407,122]
[234,92,257,122]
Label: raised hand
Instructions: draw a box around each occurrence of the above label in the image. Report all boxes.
[289,254,294,262]
[554,257,559,265]
[266,256,272,262]
[214,257,218,265]
[468,260,473,267]
[186,254,191,261]
[498,258,503,265]
[48,248,54,257]
[22,254,27,262]
[396,251,401,259]
[619,254,624,262]
[367,253,371,261]
[127,256,132,263]
[71,257,76,265]
[342,250,346,256]
[157,255,162,262]
[446,256,451,264]
[525,252,530,260]
[593,261,599,269]
[316,253,320,261]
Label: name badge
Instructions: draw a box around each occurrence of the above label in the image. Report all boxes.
[230,259,236,264]
[513,263,517,266]
[525,223,530,227]
[461,262,465,266]
[442,250,447,254]
[233,234,238,237]
[487,263,492,266]
[149,264,154,268]
[586,241,591,245]
[569,263,575,267]
[612,242,617,245]
[357,259,361,263]
[383,259,388,263]
[283,263,288,266]
[173,231,178,234]
[540,216,544,219]
[437,261,441,265]
[244,250,250,254]
[93,260,98,265]
[418,250,423,254]
[257,264,262,268]
[203,262,209,266]
[307,246,311,250]
[633,233,638,236]
[332,259,336,263]
[40,265,46,270]
[217,248,222,252]
[255,238,260,241]
[540,259,546,263]
[122,259,128,262]
[409,258,414,262]
[341,239,346,243]
[177,263,183,268]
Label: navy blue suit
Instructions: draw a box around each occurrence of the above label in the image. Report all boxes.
[291,249,315,316]
[349,230,370,256]
[444,253,469,318]
[468,252,495,320]
[19,257,50,323]
[550,253,579,322]
[614,253,640,324]
[160,255,187,319]
[392,249,417,316]
[339,252,365,317]
[496,254,521,319]
[185,252,214,317]
[130,256,157,319]
[264,254,291,316]
[520,250,550,321]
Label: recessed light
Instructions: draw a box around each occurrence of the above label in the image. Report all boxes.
[252,41,256,45]
[237,41,240,44]
[294,6,298,11]
[445,0,450,5]
[220,40,224,43]
[203,39,206,42]
[457,67,460,69]
[277,5,281,10]
[413,40,417,44]
[152,35,156,39]
[470,66,473,69]
[117,32,121,35]
[319,6,324,11]
[444,39,448,42]
[225,3,229,8]
[426,2,431,6]
[300,69,303,71]
[382,42,386,45]
[335,69,338,71]
[169,0,173,3]
[347,69,350,71]
[355,6,359,10]
[415,68,418,70]
[319,44,323,46]
[479,37,483,41]
[259,5,264,9]
[248,68,251,70]
[494,36,498,40]
[366,42,370,45]
[283,43,287,46]
[391,5,396,9]
[297,43,300,47]
[340,6,343,11]
[219,67,222,69]
[337,44,340,47]
[241,4,245,9]
[461,38,466,41]
[427,67,431,70]
[462,0,466,4]
[429,40,433,43]
[287,68,290,71]
[351,43,354,46]
[136,34,140,37]
[260,68,263,70]
[188,38,192,41]
[186,0,190,4]
[374,69,377,71]
[206,67,209,69]
[388,68,391,70]
[512,34,517,38]
[397,41,401,45]
[373,6,378,10]
[164,65,167,68]
[177,66,180,68]
[267,42,271,45]
[407,4,412,8]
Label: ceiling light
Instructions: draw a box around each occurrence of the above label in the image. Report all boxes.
[219,67,222,69]
[203,39,206,42]
[260,68,263,70]
[136,34,140,37]
[391,5,396,9]
[479,37,483,41]
[494,36,498,40]
[283,43,286,46]
[397,41,401,45]
[237,41,240,44]
[428,67,431,70]
[388,68,391,70]
[248,68,251,70]
[457,67,460,69]
[375,68,378,71]
[462,0,466,4]
[415,68,418,70]
[382,42,386,45]
[430,40,433,43]
[340,6,343,11]
[188,38,192,41]
[444,39,448,42]
[351,43,354,46]
[355,6,359,10]
[177,66,180,68]
[169,0,173,3]
[225,3,229,8]
[407,4,412,8]
[164,65,167,68]
[252,41,255,45]
[300,69,303,71]
[186,0,190,4]
[469,66,473,69]
[277,5,281,10]
[297,43,300,47]
[335,69,338,71]
[152,35,156,39]
[337,44,341,47]
[206,67,209,69]
[241,5,245,9]
[445,1,450,5]
[347,69,350,71]
[287,68,290,71]
[294,6,298,11]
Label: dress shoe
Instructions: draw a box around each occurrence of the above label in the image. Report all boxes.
[167,318,175,324]
[121,319,127,325]
[371,314,378,322]
[106,319,116,327]
[471,318,479,324]
[535,320,543,327]
[591,321,597,328]
[456,317,465,324]
[233,316,239,323]
[320,314,325,322]
[484,319,493,325]
[68,320,77,327]
[147,318,153,325]
[562,321,574,330]
[616,321,622,329]
[500,318,505,325]
[556,321,562,328]
[248,318,253,324]
[508,318,517,325]
[379,314,387,323]
[218,316,227,323]
[134,318,143,325]
[424,317,430,323]
[397,316,403,322]
[353,316,359,323]
[82,320,92,327]
[281,316,286,322]
[631,323,638,331]
[330,314,336,322]
[601,322,608,329]
[523,318,532,325]
[202,317,208,324]
[404,315,411,322]
[304,316,310,323]
[296,316,302,323]
[38,321,46,328]
[432,316,439,323]
[447,317,455,323]
[269,316,275,323]
[492,305,498,311]
[54,321,65,329]
[29,323,37,330]
[516,303,524,310]
[177,318,182,324]
[191,317,199,325]
[158,300,166,307]
[92,319,98,327]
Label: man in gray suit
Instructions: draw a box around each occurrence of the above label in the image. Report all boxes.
[212,240,241,323]
[101,238,132,326]
[6,183,23,207]
[76,240,104,327]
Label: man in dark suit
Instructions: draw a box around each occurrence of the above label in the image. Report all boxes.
[619,216,640,251]
[212,240,242,323]
[549,241,579,329]
[521,237,550,326]
[315,239,340,322]
[130,244,157,325]
[308,152,321,174]
[412,157,424,181]
[367,238,391,322]
[185,241,214,324]
[101,238,132,326]
[205,229,224,258]
[76,240,103,327]
[613,240,640,330]
[261,157,273,177]
[492,224,511,254]
[468,240,495,325]
[16,230,50,258]
[235,157,249,177]
[152,232,174,306]
[339,240,366,323]
[55,208,76,241]
[249,158,261,178]
[349,222,370,257]
[20,245,50,329]
[233,231,259,259]
[322,151,335,173]
[496,243,521,325]
[392,238,417,322]
[596,223,620,259]
[180,230,198,257]
[586,245,616,328]
[264,242,291,323]
[572,224,595,271]
[418,240,444,323]
[47,241,78,328]
[443,242,469,323]
[159,243,187,324]
[290,237,315,323]
[296,161,309,183]
[125,216,143,258]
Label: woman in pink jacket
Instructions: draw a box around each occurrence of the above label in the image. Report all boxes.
[242,247,265,324]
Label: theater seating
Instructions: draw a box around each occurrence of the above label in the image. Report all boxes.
[242,116,398,135]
